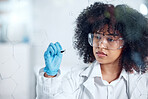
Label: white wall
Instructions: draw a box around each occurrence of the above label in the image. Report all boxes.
[0,44,31,99]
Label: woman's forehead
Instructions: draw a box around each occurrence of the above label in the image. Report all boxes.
[97,24,113,32]
[96,24,120,35]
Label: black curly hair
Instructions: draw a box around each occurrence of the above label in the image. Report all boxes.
[73,2,148,72]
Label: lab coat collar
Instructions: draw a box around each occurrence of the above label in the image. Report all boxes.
[119,68,128,81]
[79,61,129,80]
[120,68,139,82]
[79,61,102,78]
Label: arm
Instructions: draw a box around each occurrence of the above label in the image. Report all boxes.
[36,68,63,99]
[36,68,80,99]
[44,72,56,78]
[36,42,64,99]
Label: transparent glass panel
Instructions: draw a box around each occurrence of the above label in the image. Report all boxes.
[0,0,148,99]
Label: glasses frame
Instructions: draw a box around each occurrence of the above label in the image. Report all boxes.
[88,33,124,50]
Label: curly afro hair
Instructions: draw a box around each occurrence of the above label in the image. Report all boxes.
[73,2,148,73]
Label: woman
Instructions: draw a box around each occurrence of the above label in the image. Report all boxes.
[36,2,148,99]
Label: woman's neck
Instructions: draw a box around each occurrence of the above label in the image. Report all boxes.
[100,62,122,83]
[101,63,122,75]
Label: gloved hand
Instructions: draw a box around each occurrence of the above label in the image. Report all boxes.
[44,42,63,76]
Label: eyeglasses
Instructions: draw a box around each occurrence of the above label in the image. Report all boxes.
[88,33,124,50]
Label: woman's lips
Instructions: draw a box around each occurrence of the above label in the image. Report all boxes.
[96,51,107,57]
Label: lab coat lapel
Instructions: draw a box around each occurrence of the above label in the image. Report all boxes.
[80,61,101,99]
[83,77,95,99]
[129,73,147,99]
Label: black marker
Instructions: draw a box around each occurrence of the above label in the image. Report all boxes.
[61,50,65,53]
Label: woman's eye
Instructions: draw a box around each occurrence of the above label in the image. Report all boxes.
[94,36,101,39]
[107,38,114,42]
[98,36,101,39]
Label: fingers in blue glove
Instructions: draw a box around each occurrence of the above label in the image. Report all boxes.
[55,42,63,55]
[47,43,57,56]
[52,43,59,55]
[55,42,63,50]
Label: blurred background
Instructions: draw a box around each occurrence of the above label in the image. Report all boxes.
[0,0,148,99]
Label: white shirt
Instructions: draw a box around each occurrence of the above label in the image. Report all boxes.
[36,61,148,99]
[93,64,128,99]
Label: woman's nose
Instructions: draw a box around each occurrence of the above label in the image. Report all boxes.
[98,39,108,49]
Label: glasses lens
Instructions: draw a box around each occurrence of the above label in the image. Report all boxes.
[88,33,124,50]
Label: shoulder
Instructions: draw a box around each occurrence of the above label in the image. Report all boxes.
[129,72,148,98]
[128,71,148,83]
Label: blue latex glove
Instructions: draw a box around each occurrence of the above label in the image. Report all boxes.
[44,42,63,76]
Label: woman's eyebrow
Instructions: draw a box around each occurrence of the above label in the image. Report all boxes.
[95,32,102,34]
[95,32,120,36]
[107,33,119,36]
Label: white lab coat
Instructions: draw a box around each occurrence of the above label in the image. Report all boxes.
[36,61,148,99]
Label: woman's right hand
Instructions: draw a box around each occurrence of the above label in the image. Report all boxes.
[44,42,63,76]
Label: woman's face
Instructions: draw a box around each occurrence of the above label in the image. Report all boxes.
[93,24,123,64]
